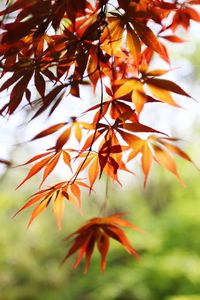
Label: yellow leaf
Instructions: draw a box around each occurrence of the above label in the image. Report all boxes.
[126,26,141,63]
[147,83,180,107]
[74,122,82,142]
[101,19,124,55]
[131,81,147,114]
[127,140,144,161]
[114,79,137,99]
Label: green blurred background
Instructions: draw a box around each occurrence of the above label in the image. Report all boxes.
[0,156,200,300]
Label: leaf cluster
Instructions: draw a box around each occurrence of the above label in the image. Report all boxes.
[0,0,199,272]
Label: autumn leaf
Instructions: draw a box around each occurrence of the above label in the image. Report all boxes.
[62,214,141,273]
[14,180,89,230]
[16,150,72,189]
[126,24,141,63]
[132,21,166,60]
[125,135,192,186]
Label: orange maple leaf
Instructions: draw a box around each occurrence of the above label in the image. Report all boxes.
[62,213,143,273]
[14,180,90,230]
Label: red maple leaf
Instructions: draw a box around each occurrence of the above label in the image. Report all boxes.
[62,213,143,273]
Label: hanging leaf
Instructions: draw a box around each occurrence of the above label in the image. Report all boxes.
[62,214,141,273]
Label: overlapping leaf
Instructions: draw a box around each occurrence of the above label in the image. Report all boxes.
[114,66,191,114]
[14,180,90,230]
[62,214,142,272]
[16,149,72,189]
[123,134,195,186]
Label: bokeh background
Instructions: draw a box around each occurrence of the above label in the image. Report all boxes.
[1,156,200,300]
[1,3,200,300]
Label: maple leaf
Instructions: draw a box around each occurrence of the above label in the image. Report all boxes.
[124,134,194,187]
[14,180,90,230]
[100,16,124,56]
[32,118,88,150]
[76,143,131,191]
[62,214,142,273]
[114,65,191,114]
[16,149,72,189]
[170,5,200,32]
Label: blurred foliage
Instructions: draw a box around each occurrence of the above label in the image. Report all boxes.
[0,160,200,300]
